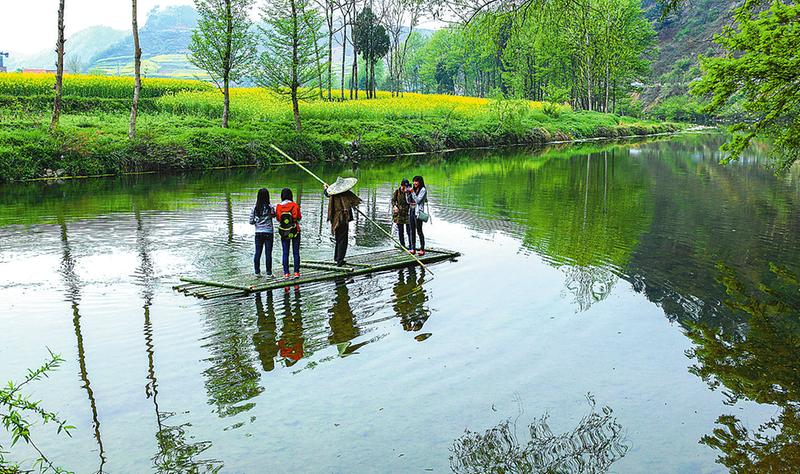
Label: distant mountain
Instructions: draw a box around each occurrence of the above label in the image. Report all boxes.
[642,0,737,104]
[8,26,127,71]
[88,5,205,79]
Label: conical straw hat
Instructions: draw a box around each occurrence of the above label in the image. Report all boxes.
[327,176,358,195]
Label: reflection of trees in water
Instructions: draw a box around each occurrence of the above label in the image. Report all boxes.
[562,265,617,312]
[201,299,264,417]
[145,309,222,473]
[200,191,266,417]
[58,216,107,473]
[134,208,222,472]
[686,263,800,472]
[450,395,628,473]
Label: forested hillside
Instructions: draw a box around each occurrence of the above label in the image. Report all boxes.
[642,0,739,117]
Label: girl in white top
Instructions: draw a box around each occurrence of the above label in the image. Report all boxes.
[408,175,428,255]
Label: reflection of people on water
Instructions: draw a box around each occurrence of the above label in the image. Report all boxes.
[328,279,358,344]
[408,175,428,256]
[392,178,412,249]
[393,267,430,332]
[253,292,278,372]
[327,279,369,356]
[250,188,275,277]
[277,287,304,366]
[276,188,302,278]
[324,177,361,266]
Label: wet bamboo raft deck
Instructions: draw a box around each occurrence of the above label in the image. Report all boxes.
[174,247,460,299]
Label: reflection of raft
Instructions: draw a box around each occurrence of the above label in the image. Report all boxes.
[174,247,460,299]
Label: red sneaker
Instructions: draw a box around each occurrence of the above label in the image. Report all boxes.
[418,250,425,256]
[284,273,291,279]
[294,272,301,278]
[409,250,416,255]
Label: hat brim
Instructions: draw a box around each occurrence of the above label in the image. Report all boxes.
[327,177,358,195]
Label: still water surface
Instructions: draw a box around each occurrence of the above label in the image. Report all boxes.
[1,134,798,472]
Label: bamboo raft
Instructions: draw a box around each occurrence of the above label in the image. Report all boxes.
[173,247,460,299]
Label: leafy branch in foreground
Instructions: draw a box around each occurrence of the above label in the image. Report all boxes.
[1,350,74,473]
[692,0,800,172]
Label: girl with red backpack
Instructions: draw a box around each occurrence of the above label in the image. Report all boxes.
[275,188,302,278]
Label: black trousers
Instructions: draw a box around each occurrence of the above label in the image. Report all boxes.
[409,212,425,250]
[334,224,349,264]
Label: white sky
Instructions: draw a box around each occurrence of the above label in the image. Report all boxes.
[1,0,444,57]
[1,0,194,56]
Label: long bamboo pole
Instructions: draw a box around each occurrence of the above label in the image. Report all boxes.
[269,144,432,273]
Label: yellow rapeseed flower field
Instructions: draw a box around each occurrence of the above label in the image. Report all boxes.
[157,87,569,122]
[0,72,572,122]
[0,72,211,99]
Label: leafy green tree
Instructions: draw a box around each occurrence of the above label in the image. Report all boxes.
[692,0,800,171]
[189,0,258,128]
[257,0,322,131]
[352,7,390,99]
[406,0,654,110]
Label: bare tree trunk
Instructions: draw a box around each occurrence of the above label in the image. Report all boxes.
[309,18,324,99]
[50,0,66,131]
[585,30,592,111]
[291,0,302,131]
[326,5,333,100]
[222,0,233,128]
[340,21,347,100]
[129,0,142,139]
[604,61,610,113]
[355,58,360,99]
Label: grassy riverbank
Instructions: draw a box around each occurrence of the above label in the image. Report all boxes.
[0,73,680,181]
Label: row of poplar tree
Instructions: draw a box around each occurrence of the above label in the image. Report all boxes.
[404,0,656,114]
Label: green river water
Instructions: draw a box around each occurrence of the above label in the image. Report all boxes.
[1,133,798,473]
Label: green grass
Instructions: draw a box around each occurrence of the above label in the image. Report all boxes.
[0,74,681,182]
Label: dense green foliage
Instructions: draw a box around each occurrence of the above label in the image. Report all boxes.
[352,7,390,99]
[404,0,656,113]
[692,0,800,171]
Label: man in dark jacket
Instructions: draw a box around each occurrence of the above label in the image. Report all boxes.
[392,179,411,248]
[325,177,362,266]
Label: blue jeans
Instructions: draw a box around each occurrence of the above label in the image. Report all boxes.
[281,234,301,274]
[254,232,274,274]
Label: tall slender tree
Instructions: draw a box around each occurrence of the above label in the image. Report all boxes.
[189,0,258,128]
[129,0,142,139]
[50,0,66,130]
[335,0,357,100]
[258,0,322,131]
[353,7,389,98]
